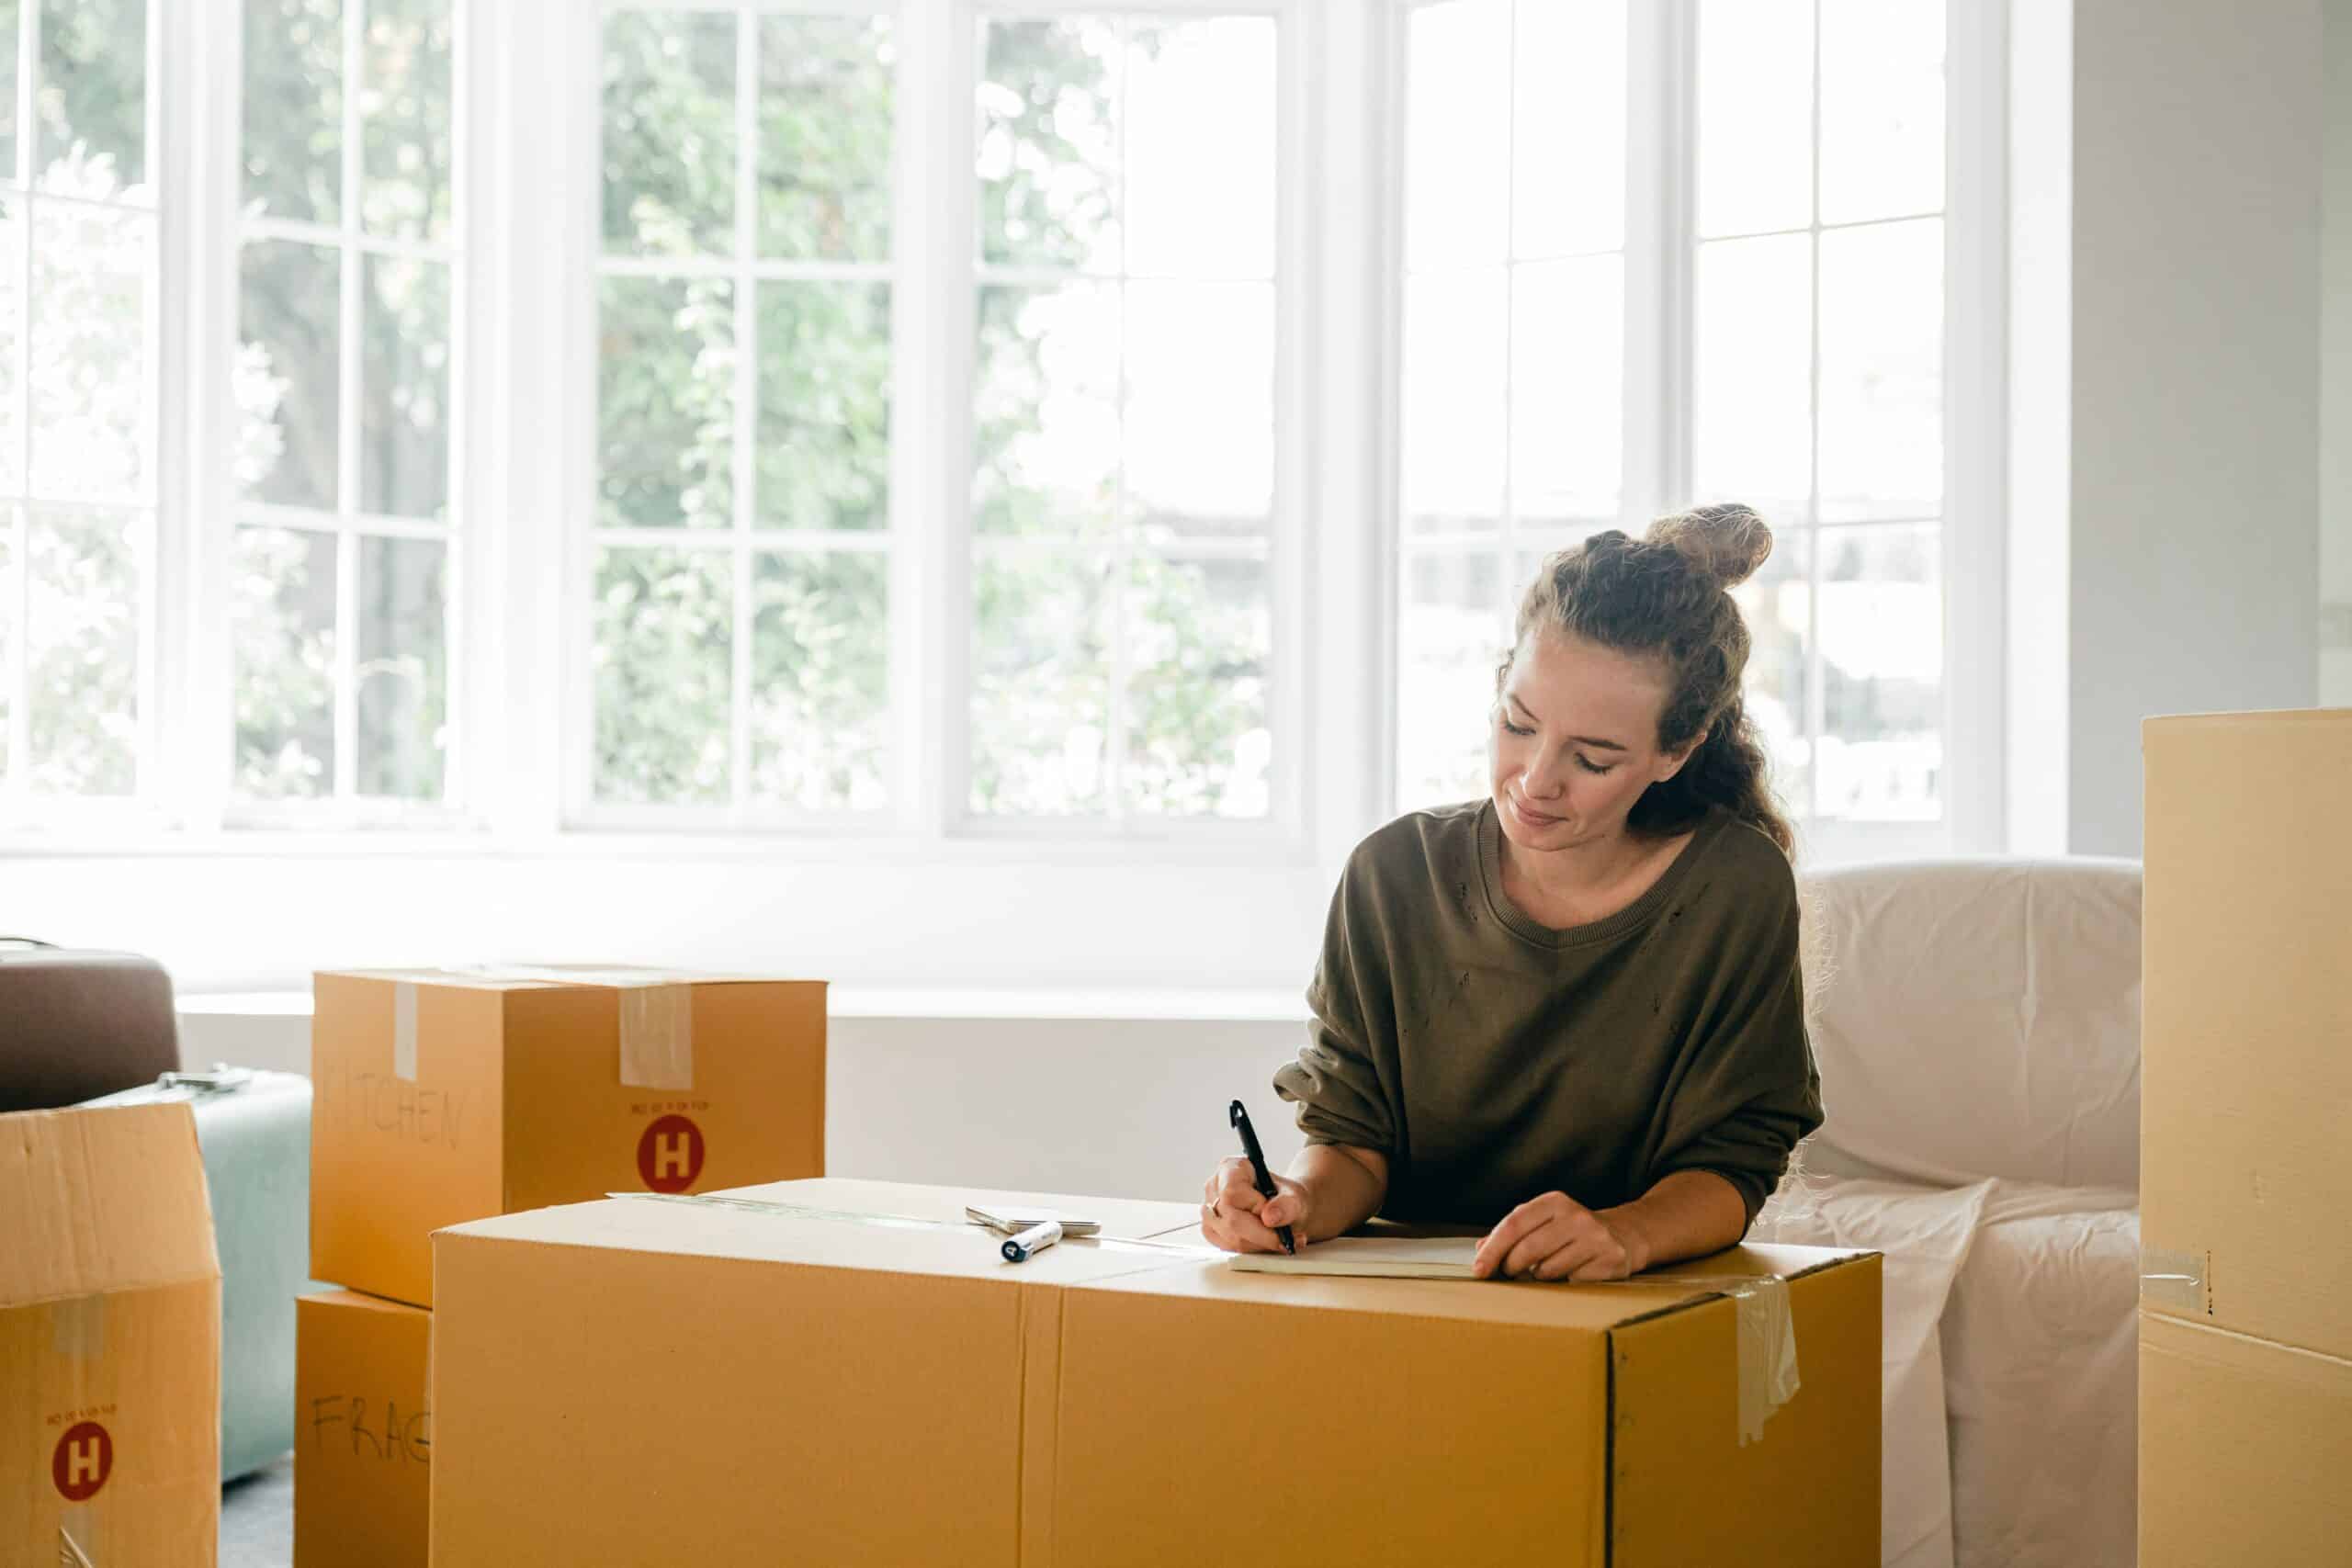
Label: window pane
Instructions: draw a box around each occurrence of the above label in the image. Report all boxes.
[1125,279,1272,542]
[1125,551,1270,818]
[1728,525,1812,818]
[1692,232,1810,518]
[232,525,335,800]
[594,546,732,805]
[1405,0,1508,270]
[356,535,445,800]
[755,280,888,532]
[1396,547,1503,811]
[361,253,450,521]
[243,0,343,226]
[1510,254,1623,526]
[26,504,137,794]
[749,549,886,811]
[1,0,18,179]
[598,275,733,529]
[1125,17,1273,277]
[758,13,894,263]
[360,0,454,244]
[1820,0,1943,225]
[970,544,1112,815]
[1817,524,1940,821]
[1,200,21,492]
[30,201,150,502]
[1696,0,1811,238]
[1512,0,1625,259]
[977,17,1119,271]
[1818,218,1941,522]
[603,10,738,259]
[973,281,1117,537]
[240,238,341,511]
[1401,273,1505,532]
[37,0,147,193]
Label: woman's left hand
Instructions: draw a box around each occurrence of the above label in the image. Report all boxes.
[1471,1191,1651,1281]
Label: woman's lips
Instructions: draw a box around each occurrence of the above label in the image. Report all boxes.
[1510,793,1563,828]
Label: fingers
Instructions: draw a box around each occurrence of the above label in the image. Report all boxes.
[1474,1192,1583,1279]
[1200,1160,1281,1253]
[1200,1200,1288,1254]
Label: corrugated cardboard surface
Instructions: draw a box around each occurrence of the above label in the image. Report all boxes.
[311,970,827,1306]
[4,1103,222,1565]
[2142,710,2352,1361]
[2140,1311,2352,1568]
[429,1180,1874,1567]
[297,1291,432,1568]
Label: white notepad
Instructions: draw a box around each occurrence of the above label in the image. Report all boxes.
[1227,1234,1482,1279]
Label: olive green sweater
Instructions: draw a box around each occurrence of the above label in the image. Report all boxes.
[1273,800,1822,1229]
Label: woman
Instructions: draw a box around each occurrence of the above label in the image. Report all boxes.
[1202,503,1822,1281]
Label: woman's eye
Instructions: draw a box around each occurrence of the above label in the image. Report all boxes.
[1575,754,1612,775]
[1500,718,1535,738]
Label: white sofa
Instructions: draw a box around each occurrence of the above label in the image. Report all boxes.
[1760,858,2143,1568]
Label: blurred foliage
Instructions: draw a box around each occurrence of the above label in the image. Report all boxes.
[16,3,1269,820]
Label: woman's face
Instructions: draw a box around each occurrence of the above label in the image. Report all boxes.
[1489,629,1692,852]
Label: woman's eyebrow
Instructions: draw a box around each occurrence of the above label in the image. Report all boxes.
[1506,692,1627,751]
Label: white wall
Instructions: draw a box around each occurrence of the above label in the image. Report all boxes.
[2324,0,2352,704]
[178,996,1312,1203]
[2013,0,2326,858]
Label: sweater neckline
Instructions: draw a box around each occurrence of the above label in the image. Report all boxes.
[1476,799,1727,950]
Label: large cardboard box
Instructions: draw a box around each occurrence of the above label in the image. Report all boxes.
[3,1101,222,1565]
[311,967,827,1306]
[2139,1311,2352,1568]
[2142,710,2352,1360]
[430,1179,1879,1567]
[296,1291,432,1568]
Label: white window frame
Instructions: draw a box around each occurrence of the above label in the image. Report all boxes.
[1378,0,2007,863]
[216,0,477,831]
[0,0,166,827]
[545,0,1313,859]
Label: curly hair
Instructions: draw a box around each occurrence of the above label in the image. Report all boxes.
[1498,503,1795,856]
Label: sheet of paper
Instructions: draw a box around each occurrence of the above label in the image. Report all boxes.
[1227,1234,1481,1278]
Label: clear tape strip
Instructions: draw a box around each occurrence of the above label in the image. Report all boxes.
[1600,1272,1802,1444]
[50,1292,106,1360]
[2141,1244,2209,1314]
[391,982,418,1082]
[606,1191,1220,1258]
[454,964,696,1090]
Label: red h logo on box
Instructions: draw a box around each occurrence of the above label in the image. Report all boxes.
[636,1114,706,1194]
[52,1421,112,1502]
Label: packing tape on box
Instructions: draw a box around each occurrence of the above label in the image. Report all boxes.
[1611,1272,1801,1445]
[392,982,419,1082]
[449,964,698,1090]
[50,1292,106,1360]
[607,1190,1222,1258]
[2140,1244,2210,1315]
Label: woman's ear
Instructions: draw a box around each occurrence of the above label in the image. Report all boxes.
[1654,731,1702,784]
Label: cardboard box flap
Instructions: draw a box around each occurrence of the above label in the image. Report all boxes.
[1,1102,220,1307]
[435,1192,1205,1289]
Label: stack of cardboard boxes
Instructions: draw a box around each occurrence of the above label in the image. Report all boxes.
[294,968,826,1567]
[2142,711,2352,1568]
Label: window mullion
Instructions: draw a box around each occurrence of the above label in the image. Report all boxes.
[1623,0,1679,529]
[888,0,944,840]
[936,1,978,833]
[333,0,367,803]
[729,8,757,817]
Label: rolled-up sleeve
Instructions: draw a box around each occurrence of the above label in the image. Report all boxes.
[1649,877,1824,1227]
[1273,863,1396,1156]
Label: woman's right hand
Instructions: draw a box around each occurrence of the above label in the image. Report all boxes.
[1200,1157,1311,1253]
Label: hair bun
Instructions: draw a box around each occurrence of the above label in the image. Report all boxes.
[1645,503,1774,590]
